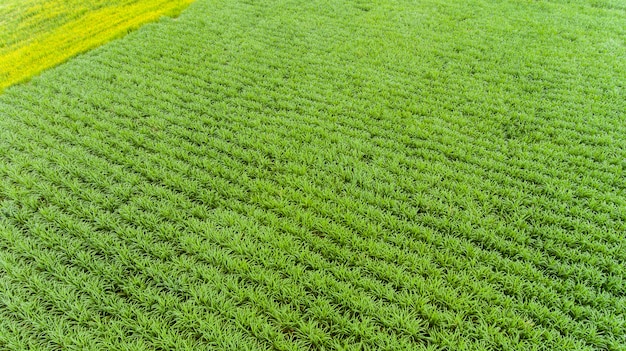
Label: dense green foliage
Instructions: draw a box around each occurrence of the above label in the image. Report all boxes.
[0,0,625,350]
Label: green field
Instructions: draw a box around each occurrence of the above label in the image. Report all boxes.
[0,0,625,350]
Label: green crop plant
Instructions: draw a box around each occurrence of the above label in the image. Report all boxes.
[0,0,624,350]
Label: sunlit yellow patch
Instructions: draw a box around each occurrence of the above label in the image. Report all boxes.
[0,0,193,91]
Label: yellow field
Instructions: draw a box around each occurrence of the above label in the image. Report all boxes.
[0,0,193,91]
